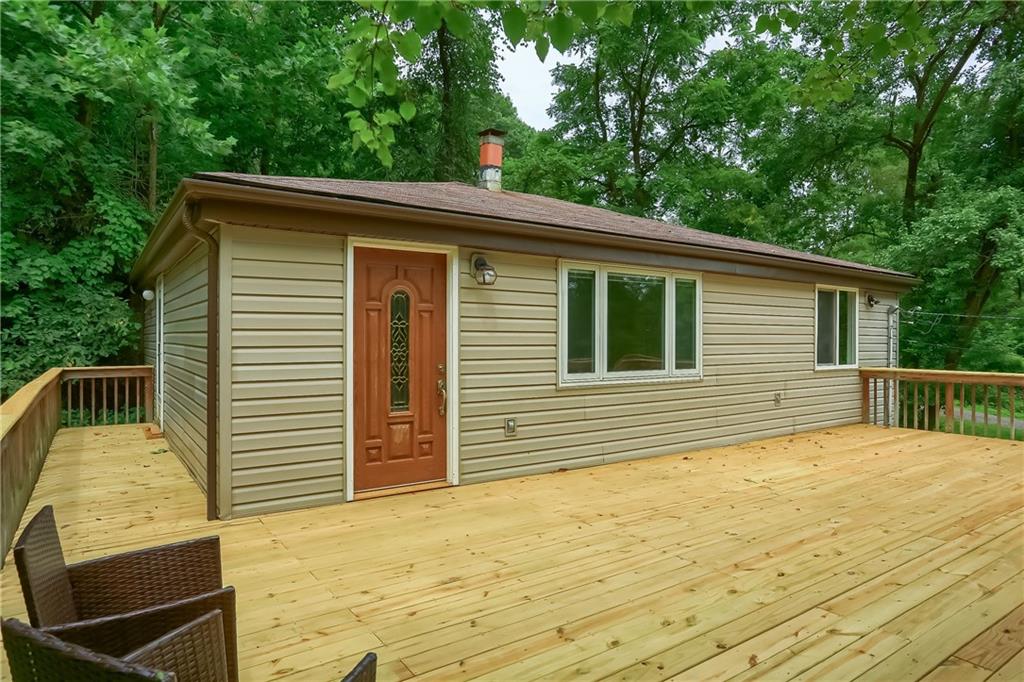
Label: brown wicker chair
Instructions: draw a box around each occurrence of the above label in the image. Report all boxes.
[3,610,229,681]
[13,505,239,681]
[342,652,378,682]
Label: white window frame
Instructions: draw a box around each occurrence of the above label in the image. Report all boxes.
[814,284,859,370]
[557,260,703,387]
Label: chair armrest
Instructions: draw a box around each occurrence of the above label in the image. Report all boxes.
[124,610,229,682]
[44,587,238,682]
[342,652,378,682]
[67,536,222,618]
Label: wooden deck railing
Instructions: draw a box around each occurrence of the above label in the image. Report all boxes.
[0,366,153,565]
[861,368,1024,441]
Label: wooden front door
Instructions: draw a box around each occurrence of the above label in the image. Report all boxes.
[354,247,448,492]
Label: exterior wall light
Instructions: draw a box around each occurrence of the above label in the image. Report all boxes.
[471,253,497,285]
[142,289,155,301]
[866,293,880,308]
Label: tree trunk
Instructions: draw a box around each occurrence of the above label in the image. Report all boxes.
[147,115,158,213]
[942,230,1002,369]
[902,146,921,227]
[435,21,456,182]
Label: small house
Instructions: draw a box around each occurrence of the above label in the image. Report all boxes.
[132,130,917,520]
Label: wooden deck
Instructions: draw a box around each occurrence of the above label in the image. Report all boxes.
[2,424,1022,681]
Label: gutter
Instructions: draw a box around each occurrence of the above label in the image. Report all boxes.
[182,203,219,521]
[132,179,920,290]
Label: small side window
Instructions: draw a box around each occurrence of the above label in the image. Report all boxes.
[816,286,857,368]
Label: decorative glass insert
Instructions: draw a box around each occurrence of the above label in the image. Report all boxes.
[390,290,410,411]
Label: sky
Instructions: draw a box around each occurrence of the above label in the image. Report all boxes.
[496,43,579,130]
[497,33,734,131]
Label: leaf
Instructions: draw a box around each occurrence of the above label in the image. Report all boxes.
[613,1,633,26]
[390,1,417,22]
[831,79,855,102]
[413,2,443,35]
[892,31,914,51]
[501,7,527,44]
[780,9,800,30]
[755,14,772,35]
[399,100,416,121]
[443,7,474,39]
[376,144,393,168]
[534,35,549,62]
[396,30,422,62]
[326,68,354,90]
[570,0,601,25]
[347,83,368,107]
[377,56,399,95]
[871,39,891,61]
[863,23,886,45]
[548,13,576,53]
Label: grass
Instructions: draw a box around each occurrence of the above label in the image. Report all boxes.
[937,417,1023,441]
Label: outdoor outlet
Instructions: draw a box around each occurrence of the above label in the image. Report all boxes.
[774,392,783,407]
[504,417,518,437]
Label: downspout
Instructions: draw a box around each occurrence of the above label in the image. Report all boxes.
[887,304,900,426]
[182,202,220,521]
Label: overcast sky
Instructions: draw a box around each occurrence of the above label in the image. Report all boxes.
[497,43,579,130]
[497,34,734,130]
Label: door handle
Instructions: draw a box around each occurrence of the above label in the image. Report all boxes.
[437,378,447,416]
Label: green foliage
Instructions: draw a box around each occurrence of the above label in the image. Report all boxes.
[1,1,230,397]
[3,0,1022,401]
[326,0,633,165]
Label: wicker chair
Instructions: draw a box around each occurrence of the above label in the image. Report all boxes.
[3,610,229,681]
[342,652,378,682]
[13,505,239,682]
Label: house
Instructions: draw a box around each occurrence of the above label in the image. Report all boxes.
[131,129,918,520]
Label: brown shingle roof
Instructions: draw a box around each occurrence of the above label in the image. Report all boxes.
[194,172,914,281]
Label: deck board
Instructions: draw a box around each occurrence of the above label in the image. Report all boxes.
[1,424,1021,681]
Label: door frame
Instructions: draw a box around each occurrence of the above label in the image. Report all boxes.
[345,237,461,501]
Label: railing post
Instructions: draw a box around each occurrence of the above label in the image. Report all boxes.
[945,382,954,433]
[862,376,870,424]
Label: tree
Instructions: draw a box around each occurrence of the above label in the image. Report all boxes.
[545,2,727,216]
[1,1,230,396]
[788,1,1020,226]
[326,0,636,166]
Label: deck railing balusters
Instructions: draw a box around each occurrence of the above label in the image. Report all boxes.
[861,369,1023,442]
[1012,387,1017,441]
[56,367,154,427]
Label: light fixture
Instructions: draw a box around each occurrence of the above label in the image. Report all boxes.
[866,293,880,308]
[471,253,497,285]
[142,289,155,301]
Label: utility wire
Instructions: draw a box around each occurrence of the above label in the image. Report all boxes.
[901,309,1024,321]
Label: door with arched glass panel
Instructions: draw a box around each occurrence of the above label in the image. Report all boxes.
[353,247,447,491]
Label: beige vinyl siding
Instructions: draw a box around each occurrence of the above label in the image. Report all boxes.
[162,244,208,491]
[227,226,345,517]
[142,296,161,424]
[458,249,897,483]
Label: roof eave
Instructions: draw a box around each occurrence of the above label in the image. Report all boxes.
[131,178,921,291]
